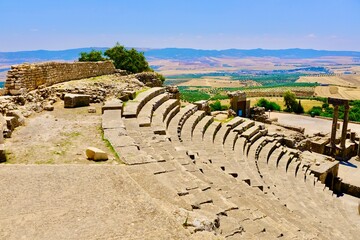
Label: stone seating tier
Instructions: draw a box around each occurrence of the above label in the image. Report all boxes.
[102,88,360,239]
[122,87,165,118]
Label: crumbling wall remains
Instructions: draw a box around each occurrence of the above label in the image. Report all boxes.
[5,61,116,95]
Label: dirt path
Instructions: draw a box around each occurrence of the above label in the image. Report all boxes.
[4,101,118,164]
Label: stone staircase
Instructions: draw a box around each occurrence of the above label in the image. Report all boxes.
[103,87,360,239]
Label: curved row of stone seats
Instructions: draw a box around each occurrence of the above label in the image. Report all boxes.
[167,104,198,142]
[185,111,359,238]
[126,124,323,239]
[104,89,359,239]
[180,110,206,142]
[192,115,214,142]
[120,118,263,238]
[253,140,360,237]
[174,119,340,238]
[122,87,165,118]
[119,100,316,237]
[246,138,358,237]
[152,99,180,135]
[137,93,169,127]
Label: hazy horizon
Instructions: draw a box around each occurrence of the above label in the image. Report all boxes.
[0,0,359,52]
[2,46,360,53]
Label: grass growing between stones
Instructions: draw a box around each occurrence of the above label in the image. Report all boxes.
[214,116,234,123]
[99,127,123,164]
[135,87,150,98]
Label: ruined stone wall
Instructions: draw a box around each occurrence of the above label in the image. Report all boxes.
[5,61,116,95]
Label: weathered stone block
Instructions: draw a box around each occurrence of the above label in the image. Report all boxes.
[86,147,108,161]
[102,99,123,114]
[64,94,90,108]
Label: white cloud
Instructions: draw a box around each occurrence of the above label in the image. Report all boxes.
[306,33,316,38]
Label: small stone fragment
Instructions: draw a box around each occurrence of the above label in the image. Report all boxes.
[86,147,108,161]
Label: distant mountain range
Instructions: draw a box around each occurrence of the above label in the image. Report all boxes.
[1,47,360,65]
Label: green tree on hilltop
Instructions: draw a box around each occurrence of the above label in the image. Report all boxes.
[78,43,166,82]
[104,43,151,73]
[79,49,105,62]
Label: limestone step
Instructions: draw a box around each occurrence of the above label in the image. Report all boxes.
[167,104,198,139]
[192,115,214,142]
[225,116,246,128]
[137,93,169,127]
[152,99,179,124]
[180,110,206,142]
[163,105,180,130]
[122,87,165,118]
[203,121,222,144]
[241,124,260,140]
[233,119,255,134]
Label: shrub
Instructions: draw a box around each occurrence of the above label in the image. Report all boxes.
[210,100,229,111]
[78,49,105,62]
[104,43,151,73]
[210,100,222,111]
[308,106,322,117]
[255,98,281,111]
[322,103,329,109]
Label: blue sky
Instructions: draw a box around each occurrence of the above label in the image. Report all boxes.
[0,0,359,51]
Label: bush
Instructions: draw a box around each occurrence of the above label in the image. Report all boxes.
[210,100,222,111]
[155,72,166,83]
[210,100,229,111]
[308,106,322,117]
[322,103,329,109]
[78,49,105,62]
[104,43,151,73]
[255,98,281,111]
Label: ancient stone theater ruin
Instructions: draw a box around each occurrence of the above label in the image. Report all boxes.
[0,61,359,239]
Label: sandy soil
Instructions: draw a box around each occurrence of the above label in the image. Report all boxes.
[5,101,118,164]
[0,164,193,239]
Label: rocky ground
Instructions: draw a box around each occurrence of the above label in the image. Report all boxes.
[5,101,118,164]
[1,73,148,164]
